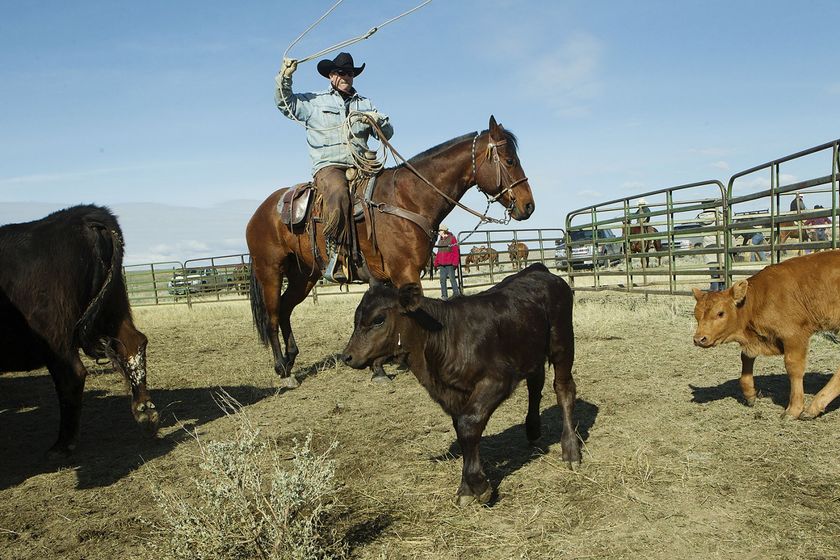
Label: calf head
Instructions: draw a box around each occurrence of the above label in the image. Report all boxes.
[342,283,441,369]
[692,280,748,348]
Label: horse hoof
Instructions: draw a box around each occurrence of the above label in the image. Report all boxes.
[278,376,300,390]
[745,397,756,407]
[567,460,581,471]
[799,410,819,421]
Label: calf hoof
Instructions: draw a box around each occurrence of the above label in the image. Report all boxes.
[780,409,802,420]
[47,440,76,459]
[454,485,492,507]
[278,376,300,390]
[798,410,820,421]
[134,401,160,435]
[370,372,392,384]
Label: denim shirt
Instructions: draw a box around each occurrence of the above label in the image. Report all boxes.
[275,73,394,175]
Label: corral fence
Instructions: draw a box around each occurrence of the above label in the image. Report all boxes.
[562,138,840,295]
[123,138,839,306]
[123,229,565,307]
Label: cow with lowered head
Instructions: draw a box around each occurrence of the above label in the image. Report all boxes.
[692,250,840,419]
[342,263,581,505]
[0,205,158,455]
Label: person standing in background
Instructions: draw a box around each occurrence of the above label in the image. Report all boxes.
[433,225,461,299]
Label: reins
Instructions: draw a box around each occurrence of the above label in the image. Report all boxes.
[359,114,523,226]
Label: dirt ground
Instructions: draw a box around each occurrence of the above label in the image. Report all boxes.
[3,287,840,559]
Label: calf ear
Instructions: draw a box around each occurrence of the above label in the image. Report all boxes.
[691,287,704,301]
[732,279,749,305]
[398,283,423,312]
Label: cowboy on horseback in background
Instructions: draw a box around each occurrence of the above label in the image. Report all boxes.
[275,52,394,282]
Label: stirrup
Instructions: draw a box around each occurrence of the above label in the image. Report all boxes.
[324,251,347,283]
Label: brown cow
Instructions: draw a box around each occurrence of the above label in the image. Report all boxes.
[342,263,581,505]
[508,242,529,270]
[692,250,840,419]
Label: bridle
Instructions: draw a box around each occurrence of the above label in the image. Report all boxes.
[470,132,529,206]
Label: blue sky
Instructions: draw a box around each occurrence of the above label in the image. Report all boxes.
[2,1,839,264]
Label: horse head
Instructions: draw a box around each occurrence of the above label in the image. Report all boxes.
[475,116,535,221]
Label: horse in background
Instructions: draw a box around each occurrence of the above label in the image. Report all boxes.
[246,116,535,387]
[463,245,499,272]
[508,242,529,270]
[627,224,662,268]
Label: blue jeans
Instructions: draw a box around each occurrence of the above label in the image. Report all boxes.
[751,232,766,261]
[438,265,460,299]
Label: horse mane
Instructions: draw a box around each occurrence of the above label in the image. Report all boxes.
[399,128,520,168]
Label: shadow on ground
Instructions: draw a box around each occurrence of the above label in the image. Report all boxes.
[689,371,840,414]
[0,373,275,491]
[430,399,599,495]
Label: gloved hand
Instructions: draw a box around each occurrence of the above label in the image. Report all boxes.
[281,57,298,78]
[363,111,383,124]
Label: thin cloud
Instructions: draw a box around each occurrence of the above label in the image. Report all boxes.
[520,32,604,118]
[576,189,603,199]
[710,160,730,171]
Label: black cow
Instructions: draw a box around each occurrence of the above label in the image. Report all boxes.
[342,263,581,505]
[0,205,158,455]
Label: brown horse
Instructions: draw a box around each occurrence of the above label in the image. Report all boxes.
[508,242,529,270]
[463,245,499,272]
[246,116,535,386]
[628,224,663,267]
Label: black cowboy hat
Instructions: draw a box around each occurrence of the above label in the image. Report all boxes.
[317,52,365,78]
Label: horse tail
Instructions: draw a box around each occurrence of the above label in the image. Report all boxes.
[249,264,271,347]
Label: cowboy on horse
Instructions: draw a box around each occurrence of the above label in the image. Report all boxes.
[276,52,393,282]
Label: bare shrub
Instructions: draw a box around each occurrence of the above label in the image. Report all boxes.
[148,391,346,560]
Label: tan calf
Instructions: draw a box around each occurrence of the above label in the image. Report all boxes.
[692,250,840,419]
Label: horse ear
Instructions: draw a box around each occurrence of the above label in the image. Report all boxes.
[691,287,704,301]
[398,283,423,312]
[489,115,499,130]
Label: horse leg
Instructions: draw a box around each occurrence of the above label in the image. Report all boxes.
[251,260,294,381]
[275,269,318,388]
[46,354,87,456]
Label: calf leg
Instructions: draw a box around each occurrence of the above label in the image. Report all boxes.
[783,342,808,419]
[47,355,87,455]
[525,369,545,442]
[110,319,159,434]
[801,365,840,419]
[739,352,758,406]
[452,378,508,506]
[552,343,581,468]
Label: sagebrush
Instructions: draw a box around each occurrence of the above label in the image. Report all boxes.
[148,391,346,560]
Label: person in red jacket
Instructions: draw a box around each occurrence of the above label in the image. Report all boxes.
[433,225,461,299]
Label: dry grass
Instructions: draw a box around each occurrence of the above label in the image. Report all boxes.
[2,290,840,559]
